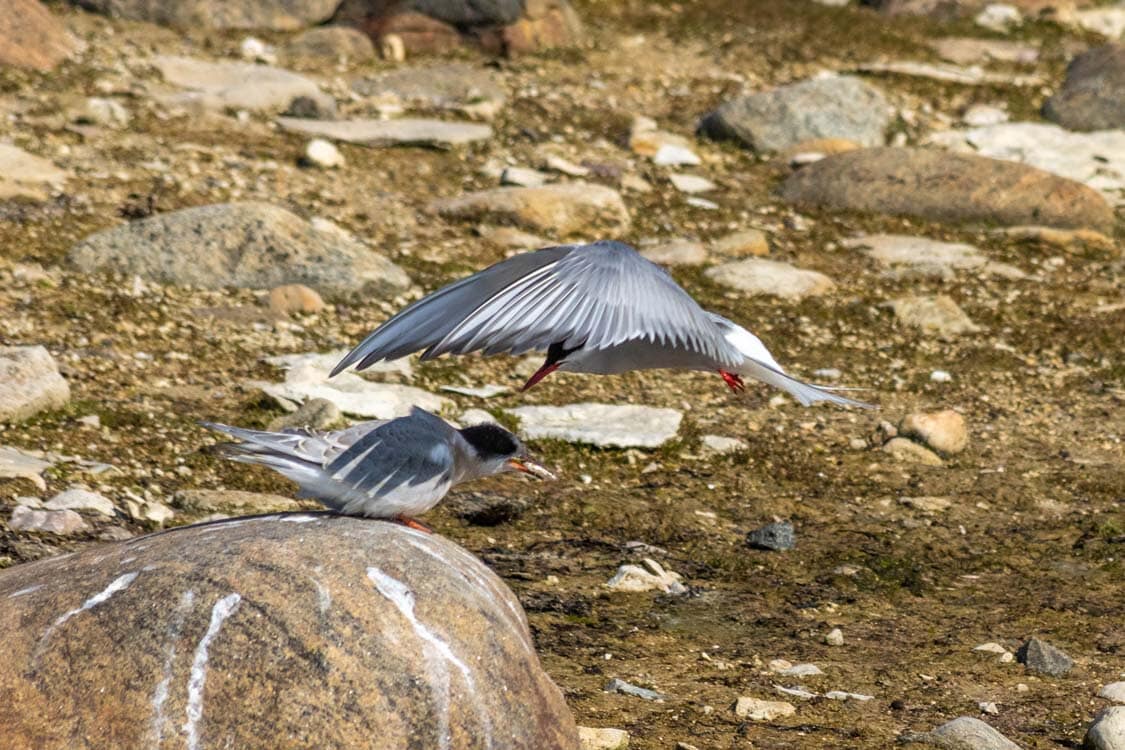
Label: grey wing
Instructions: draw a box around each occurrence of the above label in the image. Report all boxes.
[201,419,389,465]
[332,240,743,375]
[322,407,458,511]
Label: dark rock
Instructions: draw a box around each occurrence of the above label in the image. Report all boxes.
[337,0,525,28]
[68,202,411,299]
[1044,44,1125,132]
[1017,637,1075,676]
[0,514,580,749]
[0,0,81,71]
[699,76,890,153]
[779,147,1114,232]
[746,521,796,551]
[447,492,530,526]
[72,0,340,30]
[283,93,337,119]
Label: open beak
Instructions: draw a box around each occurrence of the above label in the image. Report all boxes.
[507,456,556,480]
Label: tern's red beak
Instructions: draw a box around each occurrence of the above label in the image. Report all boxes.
[506,457,556,480]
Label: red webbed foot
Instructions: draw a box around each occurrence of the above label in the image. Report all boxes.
[719,370,745,393]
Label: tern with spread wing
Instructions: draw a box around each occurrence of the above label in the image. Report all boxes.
[202,407,554,531]
[332,241,870,408]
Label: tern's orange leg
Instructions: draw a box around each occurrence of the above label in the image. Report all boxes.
[393,515,433,533]
[719,369,745,393]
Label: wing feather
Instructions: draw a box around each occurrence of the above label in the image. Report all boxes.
[333,240,743,374]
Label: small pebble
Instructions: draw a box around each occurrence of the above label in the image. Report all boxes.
[304,138,344,169]
[825,628,844,646]
[746,521,795,551]
[604,678,666,702]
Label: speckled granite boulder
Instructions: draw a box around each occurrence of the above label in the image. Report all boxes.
[0,514,579,750]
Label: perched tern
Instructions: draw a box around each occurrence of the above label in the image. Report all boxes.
[332,241,870,408]
[202,407,554,531]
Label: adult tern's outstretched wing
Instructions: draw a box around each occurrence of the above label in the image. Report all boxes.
[331,240,742,376]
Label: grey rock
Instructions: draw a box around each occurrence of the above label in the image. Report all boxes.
[1099,682,1125,704]
[604,678,667,702]
[44,488,115,517]
[917,716,1021,750]
[501,167,549,187]
[152,56,334,114]
[338,0,525,26]
[267,396,343,431]
[668,173,717,194]
[1086,706,1125,750]
[74,0,340,30]
[0,143,68,201]
[76,97,131,128]
[856,60,1042,87]
[283,26,376,62]
[68,203,411,299]
[779,147,1115,231]
[433,183,631,237]
[890,295,980,338]
[508,403,682,449]
[1017,637,1074,676]
[259,370,449,421]
[842,234,1025,280]
[1045,44,1125,132]
[0,346,70,423]
[282,93,337,119]
[746,521,795,551]
[277,116,492,147]
[0,515,579,749]
[825,627,845,646]
[700,434,748,455]
[8,505,88,535]
[705,258,835,300]
[930,37,1039,66]
[0,446,53,490]
[700,75,890,152]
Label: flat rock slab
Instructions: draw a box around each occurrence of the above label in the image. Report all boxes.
[921,716,1021,750]
[277,116,492,147]
[705,258,835,300]
[0,515,579,750]
[780,147,1114,232]
[68,202,411,299]
[700,75,890,152]
[928,122,1125,206]
[432,182,631,236]
[0,345,70,423]
[508,403,682,449]
[352,63,506,118]
[153,55,333,113]
[76,0,339,30]
[841,234,1025,279]
[0,143,68,201]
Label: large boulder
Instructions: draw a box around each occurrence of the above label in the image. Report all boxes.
[0,0,81,71]
[67,202,411,298]
[0,514,579,749]
[71,0,340,30]
[699,76,891,153]
[779,147,1115,231]
[1044,44,1125,132]
[0,345,70,423]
